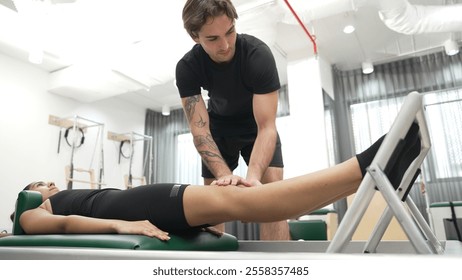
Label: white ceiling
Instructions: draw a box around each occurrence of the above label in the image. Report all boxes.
[0,0,460,112]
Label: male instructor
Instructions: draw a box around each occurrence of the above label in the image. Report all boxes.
[176,0,289,240]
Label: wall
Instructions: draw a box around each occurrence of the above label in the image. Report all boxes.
[0,53,146,233]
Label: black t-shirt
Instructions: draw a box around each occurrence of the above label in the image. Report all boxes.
[176,34,280,137]
[48,188,114,217]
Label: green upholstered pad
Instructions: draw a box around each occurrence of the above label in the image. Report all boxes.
[288,220,327,241]
[430,201,462,208]
[309,208,336,215]
[13,190,42,235]
[0,232,238,251]
[3,190,238,251]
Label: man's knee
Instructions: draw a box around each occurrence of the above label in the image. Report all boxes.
[259,221,290,240]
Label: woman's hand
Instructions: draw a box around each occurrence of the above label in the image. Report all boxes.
[113,220,170,241]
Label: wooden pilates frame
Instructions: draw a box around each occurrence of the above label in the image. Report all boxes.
[49,114,105,190]
[107,131,153,189]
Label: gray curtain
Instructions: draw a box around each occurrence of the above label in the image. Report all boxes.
[331,49,462,224]
[144,108,189,184]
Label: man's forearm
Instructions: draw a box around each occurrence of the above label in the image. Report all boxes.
[182,95,232,179]
[193,132,232,178]
[246,128,277,182]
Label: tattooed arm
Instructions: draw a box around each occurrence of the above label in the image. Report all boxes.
[181,95,250,186]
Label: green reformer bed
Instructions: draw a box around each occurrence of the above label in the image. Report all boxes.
[0,190,239,251]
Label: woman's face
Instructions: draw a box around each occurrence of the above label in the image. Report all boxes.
[28,181,60,201]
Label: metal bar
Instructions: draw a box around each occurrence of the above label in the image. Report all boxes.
[62,115,105,126]
[67,115,78,190]
[327,91,432,253]
[363,206,394,253]
[364,157,431,252]
[148,135,153,184]
[326,175,377,253]
[368,164,433,254]
[406,197,445,254]
[123,131,152,142]
[425,98,462,108]
[98,124,105,189]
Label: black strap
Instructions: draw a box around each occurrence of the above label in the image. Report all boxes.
[449,201,462,242]
[57,129,62,153]
[401,168,421,202]
[119,140,131,163]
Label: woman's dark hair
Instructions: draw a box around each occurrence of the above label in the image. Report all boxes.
[9,182,44,222]
[182,0,238,39]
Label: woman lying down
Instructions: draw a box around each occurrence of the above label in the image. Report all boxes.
[11,124,420,241]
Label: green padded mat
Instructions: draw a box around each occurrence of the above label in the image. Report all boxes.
[0,190,238,251]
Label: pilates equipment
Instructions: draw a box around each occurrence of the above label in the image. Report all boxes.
[429,201,462,241]
[108,131,153,188]
[289,208,337,240]
[0,190,238,251]
[328,91,444,254]
[1,187,458,259]
[64,166,100,189]
[4,91,462,259]
[49,115,105,189]
[289,220,327,241]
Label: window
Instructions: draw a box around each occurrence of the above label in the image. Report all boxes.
[175,133,202,184]
[350,89,462,181]
[424,89,462,179]
[351,96,404,155]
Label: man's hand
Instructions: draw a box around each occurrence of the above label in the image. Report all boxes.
[211,175,252,187]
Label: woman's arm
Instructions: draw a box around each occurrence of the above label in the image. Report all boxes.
[19,207,171,240]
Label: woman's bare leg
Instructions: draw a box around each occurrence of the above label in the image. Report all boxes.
[203,177,225,232]
[183,124,421,227]
[183,157,362,227]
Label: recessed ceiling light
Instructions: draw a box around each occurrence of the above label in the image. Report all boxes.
[162,105,170,116]
[343,25,355,34]
[362,61,374,74]
[444,39,459,56]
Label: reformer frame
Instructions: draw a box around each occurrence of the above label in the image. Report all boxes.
[49,115,105,190]
[108,131,153,188]
[327,91,444,254]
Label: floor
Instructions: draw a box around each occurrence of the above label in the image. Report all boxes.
[1,240,461,260]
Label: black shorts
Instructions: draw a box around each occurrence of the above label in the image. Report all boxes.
[93,184,205,232]
[201,133,284,179]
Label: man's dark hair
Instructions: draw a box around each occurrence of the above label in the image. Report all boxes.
[182,0,238,39]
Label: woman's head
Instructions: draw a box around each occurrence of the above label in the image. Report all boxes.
[182,0,238,40]
[23,181,45,191]
[10,181,60,222]
[25,181,60,199]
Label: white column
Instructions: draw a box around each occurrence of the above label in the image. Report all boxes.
[278,54,329,178]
